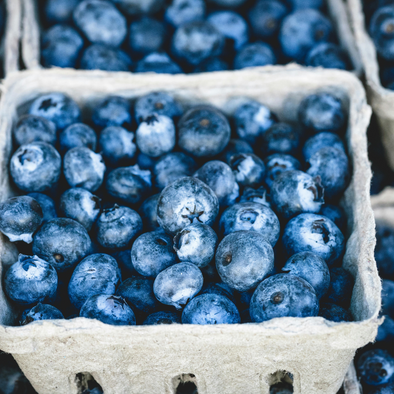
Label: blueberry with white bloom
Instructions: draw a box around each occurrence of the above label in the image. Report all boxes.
[13,115,57,147]
[143,311,181,325]
[261,122,301,156]
[20,303,64,325]
[92,96,132,130]
[27,193,57,223]
[319,204,346,232]
[135,52,182,74]
[138,193,160,231]
[111,0,165,16]
[199,282,237,304]
[357,349,394,386]
[221,139,254,165]
[264,154,301,189]
[305,43,349,70]
[302,132,345,162]
[369,5,394,61]
[165,0,205,27]
[45,0,80,24]
[229,153,265,188]
[194,57,229,73]
[234,42,276,69]
[239,186,270,207]
[59,123,97,153]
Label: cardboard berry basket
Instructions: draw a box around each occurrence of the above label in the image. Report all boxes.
[0,66,380,394]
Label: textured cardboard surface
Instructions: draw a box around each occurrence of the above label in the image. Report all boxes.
[0,67,380,394]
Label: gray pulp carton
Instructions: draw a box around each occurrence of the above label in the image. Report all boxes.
[0,66,380,394]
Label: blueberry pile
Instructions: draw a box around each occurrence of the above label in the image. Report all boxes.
[0,89,354,327]
[40,0,351,73]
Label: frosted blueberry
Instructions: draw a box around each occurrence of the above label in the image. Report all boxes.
[221,139,253,164]
[261,122,301,156]
[13,115,57,147]
[92,96,132,130]
[229,153,265,188]
[357,349,394,386]
[143,311,181,325]
[27,193,57,223]
[302,132,345,162]
[234,42,276,69]
[264,154,301,189]
[60,123,97,153]
[165,0,205,27]
[20,303,64,325]
[135,52,182,74]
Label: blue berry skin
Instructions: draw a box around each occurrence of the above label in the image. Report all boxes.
[172,21,224,67]
[138,193,160,231]
[239,186,270,207]
[27,193,57,223]
[136,115,176,158]
[261,122,301,156]
[234,42,276,69]
[207,11,249,51]
[64,147,106,192]
[382,279,394,318]
[248,0,289,39]
[0,196,43,243]
[234,100,278,145]
[174,223,218,268]
[73,0,126,47]
[305,43,350,70]
[280,9,333,63]
[105,165,151,205]
[250,274,319,322]
[182,293,240,325]
[282,213,345,267]
[369,6,394,61]
[111,0,165,16]
[80,44,132,72]
[375,222,394,278]
[134,92,183,124]
[111,249,139,277]
[221,139,254,165]
[325,267,354,308]
[282,252,330,299]
[178,106,231,158]
[33,218,92,272]
[14,115,57,147]
[29,93,81,131]
[194,160,239,207]
[210,0,247,6]
[153,262,203,309]
[157,177,219,236]
[99,126,136,167]
[285,0,323,10]
[59,188,101,231]
[306,147,350,200]
[20,303,64,325]
[302,132,345,162]
[131,229,177,277]
[143,311,181,325]
[165,0,205,28]
[199,282,237,304]
[80,294,136,326]
[68,253,120,310]
[45,0,81,24]
[60,123,97,153]
[137,153,157,171]
[95,205,142,251]
[368,384,394,394]
[271,170,324,220]
[264,154,301,189]
[41,25,84,69]
[215,231,274,292]
[153,152,197,191]
[229,153,266,188]
[194,58,229,73]
[10,142,61,193]
[357,349,394,386]
[92,96,132,130]
[318,302,352,322]
[82,389,103,394]
[220,202,280,247]
[135,52,182,74]
[298,92,346,134]
[319,204,346,232]
[376,315,394,344]
[4,254,58,306]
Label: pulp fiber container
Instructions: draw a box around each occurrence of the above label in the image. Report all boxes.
[0,67,380,394]
[343,361,362,394]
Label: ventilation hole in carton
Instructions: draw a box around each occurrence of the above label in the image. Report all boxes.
[173,374,198,394]
[268,371,294,393]
[75,372,103,394]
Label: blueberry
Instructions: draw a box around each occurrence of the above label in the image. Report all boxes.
[153,262,203,309]
[134,92,183,124]
[305,43,350,70]
[95,204,142,251]
[41,25,84,69]
[220,139,254,164]
[285,0,323,10]
[153,152,197,190]
[264,153,301,189]
[131,229,177,277]
[105,165,151,205]
[318,302,352,322]
[194,160,239,207]
[270,170,324,220]
[270,383,294,394]
[157,176,219,235]
[199,282,237,304]
[357,349,394,386]
[219,202,280,247]
[209,0,247,7]
[324,267,354,308]
[376,315,394,344]
[33,218,92,272]
[368,384,394,394]
[306,147,350,200]
[0,196,43,243]
[138,193,160,231]
[193,57,229,73]
[80,44,132,71]
[280,9,333,62]
[111,249,139,277]
[298,92,346,134]
[182,293,240,324]
[375,221,394,278]
[143,311,181,325]
[4,254,58,306]
[135,52,182,74]
[64,147,106,192]
[172,21,224,67]
[261,122,301,156]
[20,303,64,325]
[10,142,61,193]
[45,0,81,24]
[282,213,345,266]
[239,185,270,207]
[381,279,394,318]
[59,188,101,231]
[14,115,57,147]
[229,153,265,188]
[99,126,136,167]
[282,252,330,298]
[27,193,57,223]
[215,230,274,292]
[29,92,81,131]
[234,42,276,69]
[174,223,218,268]
[250,273,319,322]
[92,96,132,130]
[302,132,345,162]
[129,17,166,55]
[136,114,176,158]
[165,0,205,28]
[137,152,158,171]
[80,294,136,326]
[82,389,103,394]
[59,123,97,153]
[369,6,394,61]
[111,0,165,16]
[319,204,346,232]
[234,99,278,145]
